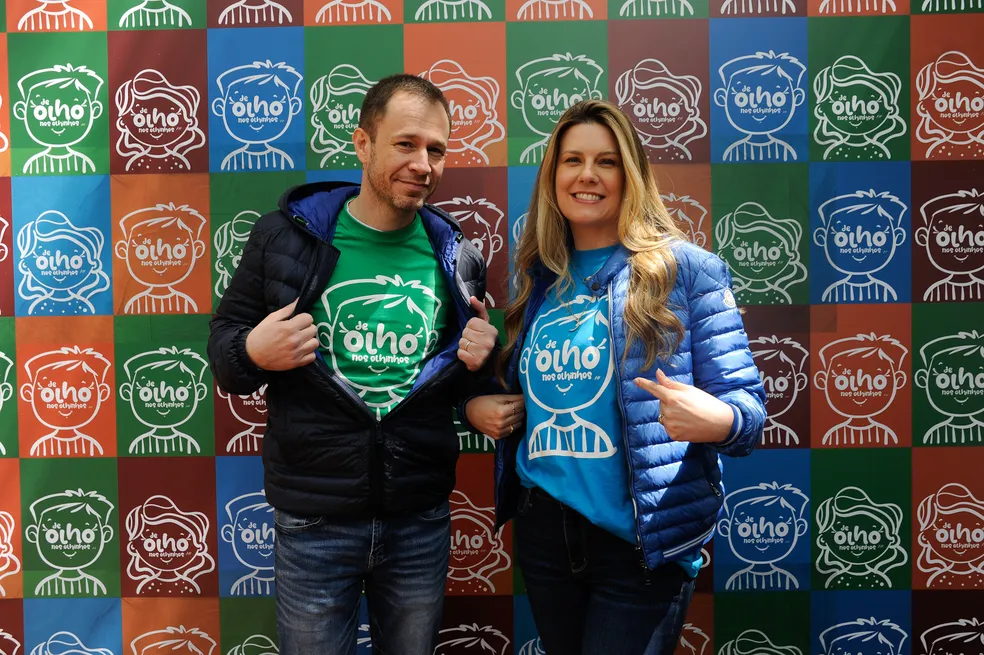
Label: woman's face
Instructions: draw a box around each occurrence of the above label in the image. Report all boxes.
[554,122,625,241]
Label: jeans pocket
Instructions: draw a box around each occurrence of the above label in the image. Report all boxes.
[274,508,324,533]
[416,499,451,522]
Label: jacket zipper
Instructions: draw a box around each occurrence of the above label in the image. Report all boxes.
[607,281,647,569]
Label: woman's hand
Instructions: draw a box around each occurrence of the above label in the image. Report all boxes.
[634,369,735,444]
[464,394,526,440]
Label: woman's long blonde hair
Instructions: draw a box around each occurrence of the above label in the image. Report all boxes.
[499,99,687,385]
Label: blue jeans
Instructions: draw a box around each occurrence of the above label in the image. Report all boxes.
[274,500,451,655]
[514,486,695,655]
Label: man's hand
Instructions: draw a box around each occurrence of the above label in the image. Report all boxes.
[634,369,735,443]
[464,394,525,439]
[458,296,498,372]
[245,300,319,371]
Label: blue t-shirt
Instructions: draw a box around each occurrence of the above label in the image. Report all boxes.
[517,245,701,578]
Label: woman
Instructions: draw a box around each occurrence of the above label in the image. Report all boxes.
[460,99,767,654]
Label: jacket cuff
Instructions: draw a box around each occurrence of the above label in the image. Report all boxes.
[716,403,743,448]
[231,326,267,386]
[456,394,481,435]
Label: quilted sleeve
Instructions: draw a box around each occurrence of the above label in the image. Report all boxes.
[688,253,767,458]
[206,218,271,396]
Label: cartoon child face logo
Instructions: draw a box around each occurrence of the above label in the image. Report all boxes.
[916,51,984,152]
[226,384,268,427]
[0,509,22,594]
[715,51,806,136]
[226,634,278,655]
[30,632,113,655]
[26,490,114,573]
[14,65,104,149]
[21,348,112,431]
[819,619,908,655]
[18,211,102,294]
[815,190,908,275]
[718,630,802,655]
[421,60,505,166]
[512,54,605,139]
[661,193,708,248]
[718,483,810,564]
[815,334,908,419]
[916,331,984,420]
[615,59,705,160]
[433,197,504,266]
[921,619,984,655]
[319,275,442,413]
[116,206,207,289]
[751,336,809,419]
[447,490,511,593]
[120,349,209,430]
[435,625,510,655]
[213,61,303,145]
[129,626,217,655]
[116,69,201,152]
[918,483,984,579]
[221,492,275,573]
[309,64,374,168]
[816,486,907,584]
[917,190,984,276]
[520,296,613,413]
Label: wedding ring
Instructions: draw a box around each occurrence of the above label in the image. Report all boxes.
[463,339,471,351]
[658,413,665,425]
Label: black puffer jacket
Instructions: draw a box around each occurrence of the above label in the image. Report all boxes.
[207,181,489,519]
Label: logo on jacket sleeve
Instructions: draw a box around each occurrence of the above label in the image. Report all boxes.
[120,347,210,455]
[520,296,616,460]
[916,190,984,302]
[420,61,504,166]
[447,490,511,594]
[713,51,806,162]
[120,1,194,28]
[20,346,112,457]
[814,333,907,446]
[0,511,20,597]
[130,627,217,655]
[815,190,908,303]
[16,211,111,316]
[212,61,303,171]
[819,619,907,655]
[813,55,906,161]
[220,491,274,597]
[714,202,808,305]
[14,64,103,175]
[309,65,376,169]
[917,483,984,588]
[512,54,604,164]
[717,482,809,591]
[615,59,706,162]
[915,331,984,445]
[26,489,115,597]
[114,69,206,173]
[125,494,215,595]
[815,486,907,589]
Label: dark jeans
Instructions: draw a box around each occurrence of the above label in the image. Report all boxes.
[274,500,451,655]
[514,486,695,655]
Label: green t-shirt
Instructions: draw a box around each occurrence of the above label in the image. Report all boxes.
[310,200,453,420]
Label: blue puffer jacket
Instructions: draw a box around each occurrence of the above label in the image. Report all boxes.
[490,239,768,570]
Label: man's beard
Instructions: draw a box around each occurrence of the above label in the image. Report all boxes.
[365,149,431,211]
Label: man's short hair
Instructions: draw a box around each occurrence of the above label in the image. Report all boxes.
[358,74,451,139]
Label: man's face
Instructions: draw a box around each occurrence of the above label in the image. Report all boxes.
[223,78,294,143]
[22,82,97,147]
[923,352,984,418]
[30,362,103,430]
[132,518,199,573]
[21,234,97,292]
[822,209,897,275]
[358,92,450,214]
[124,220,198,287]
[34,506,106,570]
[119,94,192,149]
[823,352,898,418]
[727,499,800,564]
[724,70,798,135]
[129,364,199,428]
[924,209,984,275]
[231,507,274,570]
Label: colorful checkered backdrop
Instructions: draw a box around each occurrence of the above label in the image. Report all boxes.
[0,0,982,653]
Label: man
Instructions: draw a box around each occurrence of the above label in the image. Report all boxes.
[206,74,498,655]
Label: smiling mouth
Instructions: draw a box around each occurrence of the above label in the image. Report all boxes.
[369,366,388,374]
[52,128,65,136]
[573,193,603,202]
[556,384,573,393]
